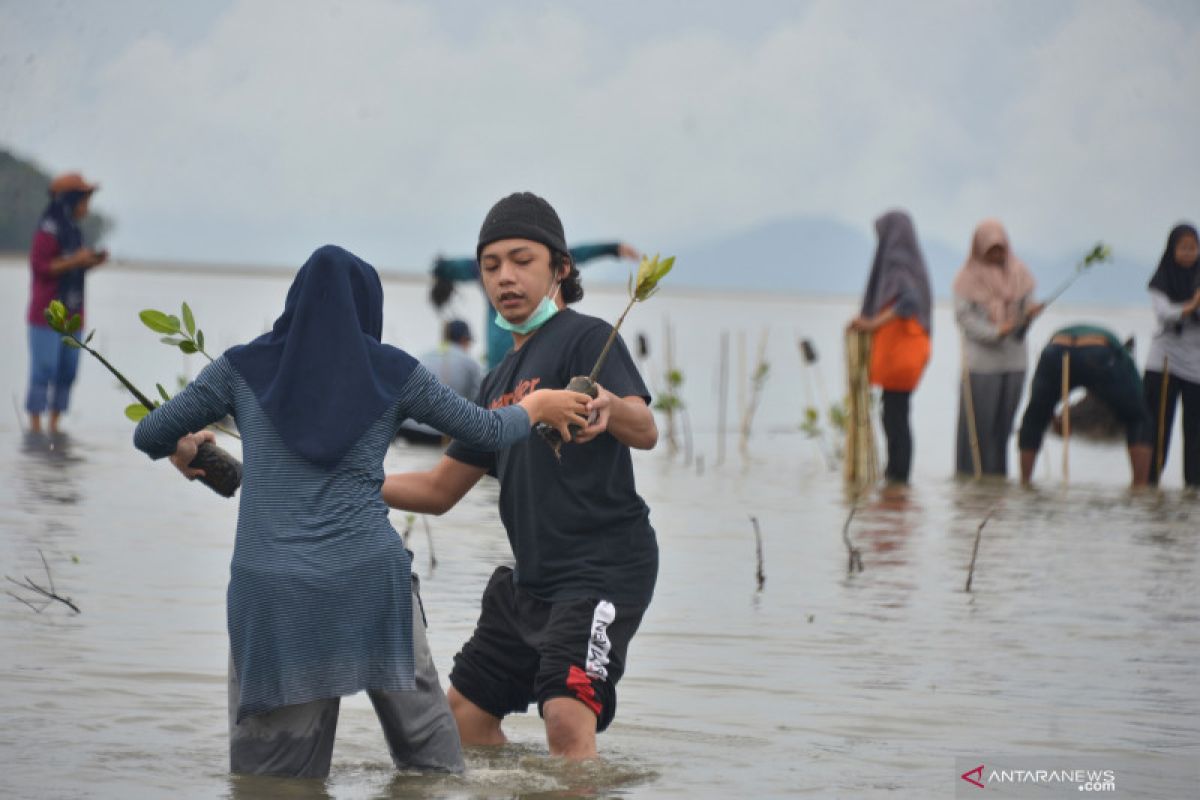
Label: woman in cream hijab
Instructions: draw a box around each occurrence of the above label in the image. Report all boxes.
[954,219,1043,477]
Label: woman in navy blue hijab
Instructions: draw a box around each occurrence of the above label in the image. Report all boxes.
[25,172,108,435]
[134,245,590,778]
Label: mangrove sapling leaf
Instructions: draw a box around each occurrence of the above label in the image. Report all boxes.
[139,309,179,335]
[537,254,677,458]
[125,404,151,422]
[157,383,172,403]
[143,303,217,362]
[182,302,196,337]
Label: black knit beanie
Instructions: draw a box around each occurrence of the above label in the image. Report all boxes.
[476,192,568,260]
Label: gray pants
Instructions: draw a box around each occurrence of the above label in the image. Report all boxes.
[956,370,1025,476]
[227,578,464,778]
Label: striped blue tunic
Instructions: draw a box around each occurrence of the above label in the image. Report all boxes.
[134,355,529,722]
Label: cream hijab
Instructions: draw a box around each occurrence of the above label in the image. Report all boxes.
[953,219,1036,325]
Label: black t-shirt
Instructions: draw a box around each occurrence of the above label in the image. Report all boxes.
[446,308,658,606]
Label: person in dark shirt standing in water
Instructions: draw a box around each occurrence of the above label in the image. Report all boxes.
[384,192,659,759]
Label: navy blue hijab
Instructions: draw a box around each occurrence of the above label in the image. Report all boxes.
[861,210,933,334]
[41,191,88,313]
[225,245,417,467]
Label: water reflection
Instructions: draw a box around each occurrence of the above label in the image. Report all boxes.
[855,483,920,564]
[19,430,84,506]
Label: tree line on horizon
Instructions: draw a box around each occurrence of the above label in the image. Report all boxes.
[0,147,113,253]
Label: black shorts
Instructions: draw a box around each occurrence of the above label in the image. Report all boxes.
[449,566,646,733]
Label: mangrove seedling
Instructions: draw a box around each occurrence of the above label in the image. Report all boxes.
[739,329,770,458]
[538,253,675,457]
[43,300,242,497]
[1013,242,1112,338]
[137,303,239,439]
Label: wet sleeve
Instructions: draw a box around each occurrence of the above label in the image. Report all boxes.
[433,256,481,283]
[568,242,621,265]
[571,322,651,403]
[133,357,236,459]
[398,365,529,451]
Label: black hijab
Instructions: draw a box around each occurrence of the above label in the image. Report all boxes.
[1148,223,1199,303]
[225,245,417,467]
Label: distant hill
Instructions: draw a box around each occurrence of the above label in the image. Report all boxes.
[583,214,1145,307]
[0,148,114,252]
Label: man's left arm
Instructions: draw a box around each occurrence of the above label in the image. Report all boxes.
[576,387,657,449]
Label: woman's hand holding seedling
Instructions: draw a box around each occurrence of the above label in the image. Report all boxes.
[519,389,592,442]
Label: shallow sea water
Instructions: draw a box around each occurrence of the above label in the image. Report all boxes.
[1,260,1196,798]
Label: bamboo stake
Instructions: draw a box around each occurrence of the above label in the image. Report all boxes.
[960,337,982,480]
[844,330,878,488]
[716,330,729,466]
[737,330,747,439]
[1156,356,1169,484]
[1061,352,1071,484]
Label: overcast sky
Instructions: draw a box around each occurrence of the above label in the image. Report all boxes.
[1,0,1197,272]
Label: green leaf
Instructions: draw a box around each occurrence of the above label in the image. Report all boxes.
[67,313,82,333]
[196,330,205,351]
[156,383,171,402]
[181,302,196,336]
[140,309,179,334]
[179,341,198,354]
[84,330,95,345]
[124,403,150,422]
[160,337,184,346]
[62,336,81,349]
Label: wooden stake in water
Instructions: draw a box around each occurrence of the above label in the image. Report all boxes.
[842,505,864,574]
[717,330,730,466]
[960,336,982,480]
[1156,356,1169,484]
[1061,352,1071,484]
[964,505,997,593]
[749,515,766,591]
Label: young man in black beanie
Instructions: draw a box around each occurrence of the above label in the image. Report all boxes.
[383,191,658,759]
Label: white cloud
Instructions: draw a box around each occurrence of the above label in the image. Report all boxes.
[0,0,1196,269]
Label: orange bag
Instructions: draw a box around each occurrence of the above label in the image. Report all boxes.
[869,317,930,392]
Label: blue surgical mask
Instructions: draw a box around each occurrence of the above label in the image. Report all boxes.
[494,284,560,335]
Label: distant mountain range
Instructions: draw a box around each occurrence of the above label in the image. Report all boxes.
[581,215,1148,307]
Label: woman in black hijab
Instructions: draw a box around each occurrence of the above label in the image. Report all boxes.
[1143,223,1200,486]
